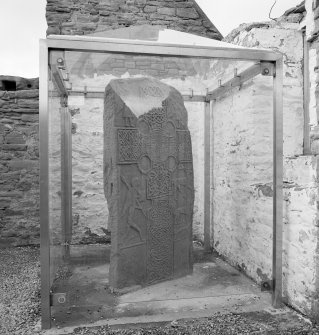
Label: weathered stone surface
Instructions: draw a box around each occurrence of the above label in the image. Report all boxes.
[21,115,38,122]
[143,5,157,13]
[6,108,39,114]
[6,132,25,144]
[1,144,27,151]
[0,76,38,91]
[104,78,194,288]
[0,76,40,247]
[46,0,223,40]
[176,8,199,19]
[8,160,38,170]
[212,14,316,319]
[157,7,175,16]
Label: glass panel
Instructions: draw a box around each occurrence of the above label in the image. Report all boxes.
[211,63,274,277]
[46,48,274,328]
[48,66,63,287]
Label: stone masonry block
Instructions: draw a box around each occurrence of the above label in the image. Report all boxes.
[21,115,38,122]
[17,100,39,109]
[143,5,157,13]
[1,144,27,151]
[6,132,25,144]
[157,7,176,16]
[176,8,199,19]
[8,160,38,171]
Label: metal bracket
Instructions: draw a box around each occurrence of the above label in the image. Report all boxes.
[207,63,262,101]
[261,62,275,77]
[60,95,68,108]
[261,279,274,292]
[51,54,71,108]
[50,292,67,306]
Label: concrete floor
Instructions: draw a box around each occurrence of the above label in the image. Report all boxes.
[49,245,276,333]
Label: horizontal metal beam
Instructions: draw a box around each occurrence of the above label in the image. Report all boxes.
[56,66,262,104]
[183,95,206,102]
[44,37,282,62]
[67,91,206,102]
[207,63,262,101]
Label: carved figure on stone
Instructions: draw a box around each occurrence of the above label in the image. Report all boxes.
[104,77,194,289]
[120,175,146,242]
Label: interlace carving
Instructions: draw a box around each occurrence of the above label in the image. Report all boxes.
[117,128,142,163]
[139,86,164,98]
[177,130,192,162]
[147,200,173,283]
[140,107,167,131]
[147,164,172,199]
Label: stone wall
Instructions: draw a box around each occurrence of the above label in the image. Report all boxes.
[211,11,319,318]
[46,0,222,40]
[304,0,319,321]
[306,0,319,155]
[68,53,209,80]
[0,76,39,247]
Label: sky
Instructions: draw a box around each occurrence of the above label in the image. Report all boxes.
[0,0,302,78]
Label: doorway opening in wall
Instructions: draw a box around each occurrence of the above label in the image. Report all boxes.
[40,31,283,330]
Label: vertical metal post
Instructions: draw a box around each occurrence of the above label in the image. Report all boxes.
[204,101,211,252]
[39,40,51,329]
[61,107,72,259]
[272,58,284,307]
[303,32,311,155]
[210,101,214,248]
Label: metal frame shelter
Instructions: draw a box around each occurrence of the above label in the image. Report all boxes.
[39,34,283,329]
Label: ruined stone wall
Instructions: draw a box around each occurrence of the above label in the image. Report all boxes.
[304,0,319,321]
[0,77,40,247]
[211,14,319,318]
[46,0,222,40]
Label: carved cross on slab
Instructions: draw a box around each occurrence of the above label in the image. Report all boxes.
[104,77,194,289]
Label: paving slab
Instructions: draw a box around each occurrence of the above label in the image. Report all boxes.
[46,246,278,334]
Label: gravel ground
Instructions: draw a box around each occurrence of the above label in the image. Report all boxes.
[0,246,41,335]
[68,312,319,335]
[1,247,319,335]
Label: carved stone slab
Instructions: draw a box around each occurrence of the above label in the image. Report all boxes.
[104,77,194,289]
